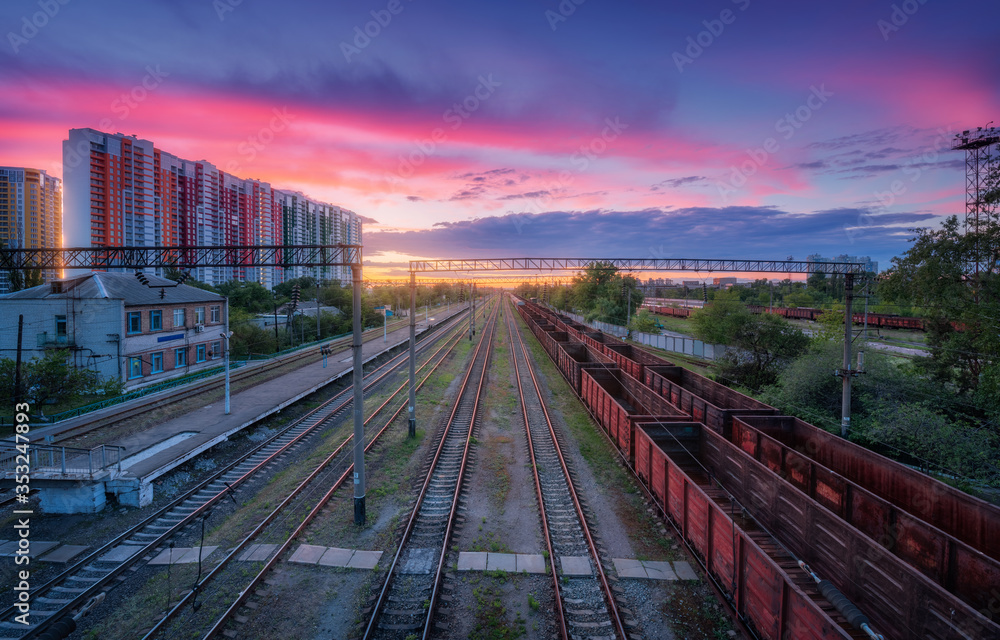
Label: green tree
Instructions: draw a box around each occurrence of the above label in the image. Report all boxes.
[880,215,1000,395]
[628,309,659,335]
[693,292,809,389]
[0,350,102,408]
[813,305,845,343]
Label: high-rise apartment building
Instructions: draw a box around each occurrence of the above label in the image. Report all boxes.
[62,128,360,288]
[0,166,62,293]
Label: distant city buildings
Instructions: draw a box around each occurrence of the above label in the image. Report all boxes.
[0,167,62,293]
[806,253,878,274]
[713,277,737,287]
[62,128,361,289]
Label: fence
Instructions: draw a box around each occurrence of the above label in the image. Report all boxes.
[1,442,125,478]
[561,311,725,361]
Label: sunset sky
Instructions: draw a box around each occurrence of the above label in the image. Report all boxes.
[1,0,998,277]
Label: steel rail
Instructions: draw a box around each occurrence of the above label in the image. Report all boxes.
[26,314,422,444]
[419,297,499,640]
[197,305,481,640]
[145,315,472,638]
[513,299,759,639]
[6,308,470,640]
[507,296,628,640]
[362,296,499,640]
[503,301,569,640]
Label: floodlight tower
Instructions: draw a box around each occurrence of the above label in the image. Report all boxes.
[953,124,1000,280]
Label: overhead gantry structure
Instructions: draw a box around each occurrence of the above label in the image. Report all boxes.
[405,257,872,443]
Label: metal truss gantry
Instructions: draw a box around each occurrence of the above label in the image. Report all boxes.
[0,244,362,271]
[0,244,373,524]
[408,257,872,276]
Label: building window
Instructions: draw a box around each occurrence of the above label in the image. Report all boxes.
[195,307,206,324]
[151,352,163,373]
[55,315,67,339]
[128,357,142,379]
[173,308,185,328]
[127,311,142,334]
[175,347,187,367]
[150,310,162,331]
[211,341,221,359]
[210,305,221,323]
[196,344,206,363]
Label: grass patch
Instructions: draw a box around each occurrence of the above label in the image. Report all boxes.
[470,530,511,553]
[470,578,526,640]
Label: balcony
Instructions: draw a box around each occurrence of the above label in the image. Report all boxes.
[36,332,75,348]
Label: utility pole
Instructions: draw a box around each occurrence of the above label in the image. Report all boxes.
[222,298,233,415]
[14,315,23,407]
[835,273,865,437]
[408,270,416,438]
[351,264,365,525]
[273,302,279,350]
[316,297,320,341]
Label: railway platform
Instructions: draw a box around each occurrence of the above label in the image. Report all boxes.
[9,309,462,514]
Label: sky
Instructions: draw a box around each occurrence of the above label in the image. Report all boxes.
[1,0,998,278]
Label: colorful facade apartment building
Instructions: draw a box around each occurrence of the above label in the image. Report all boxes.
[0,166,62,293]
[62,128,361,289]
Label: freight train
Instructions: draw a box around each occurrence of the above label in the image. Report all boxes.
[514,296,999,640]
[645,303,926,330]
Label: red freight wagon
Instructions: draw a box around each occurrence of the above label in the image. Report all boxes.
[644,365,777,435]
[580,329,626,353]
[579,368,687,464]
[633,423,857,640]
[730,416,1000,614]
[556,341,616,394]
[600,343,671,381]
[696,421,1000,640]
[540,330,570,362]
[736,415,1000,565]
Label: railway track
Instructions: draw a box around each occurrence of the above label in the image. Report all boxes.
[0,308,475,640]
[27,314,426,445]
[139,303,481,640]
[505,298,627,640]
[363,297,501,640]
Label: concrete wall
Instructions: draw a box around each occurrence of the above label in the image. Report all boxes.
[0,298,123,382]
